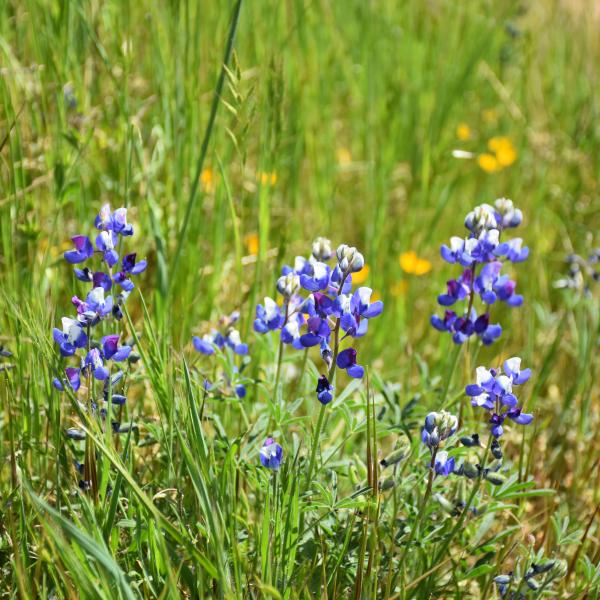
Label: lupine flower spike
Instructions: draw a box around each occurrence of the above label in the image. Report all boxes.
[431,198,528,345]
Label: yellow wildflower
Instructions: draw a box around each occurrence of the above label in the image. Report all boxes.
[488,136,517,167]
[259,171,277,186]
[371,291,381,303]
[456,123,471,141]
[477,153,500,173]
[399,251,432,276]
[337,147,352,166]
[352,264,370,284]
[244,233,259,256]
[200,168,215,193]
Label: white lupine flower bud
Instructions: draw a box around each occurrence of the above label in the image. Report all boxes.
[494,197,522,228]
[311,237,333,261]
[336,244,365,273]
[276,273,300,297]
[464,204,498,233]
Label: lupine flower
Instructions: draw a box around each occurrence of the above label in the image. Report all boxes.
[52,367,81,392]
[465,358,533,437]
[84,348,109,380]
[96,231,119,267]
[336,348,364,379]
[95,204,133,236]
[254,298,284,333]
[434,451,455,476]
[336,244,364,273]
[64,236,94,264]
[316,375,333,405]
[66,428,86,441]
[53,317,87,356]
[101,335,132,362]
[432,199,527,345]
[554,249,600,295]
[112,253,147,291]
[260,438,283,469]
[312,237,333,261]
[72,287,114,324]
[421,411,458,449]
[193,325,248,356]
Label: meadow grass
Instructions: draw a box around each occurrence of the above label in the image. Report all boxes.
[0,0,599,598]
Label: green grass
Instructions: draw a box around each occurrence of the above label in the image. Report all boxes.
[1,0,599,598]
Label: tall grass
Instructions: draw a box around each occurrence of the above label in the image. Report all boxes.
[0,0,599,597]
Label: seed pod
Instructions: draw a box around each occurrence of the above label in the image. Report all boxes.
[484,472,506,486]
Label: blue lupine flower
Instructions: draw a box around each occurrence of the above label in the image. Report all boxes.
[64,236,94,264]
[421,411,458,449]
[254,297,284,333]
[337,288,384,338]
[73,267,112,292]
[193,334,215,355]
[225,329,248,355]
[300,316,331,347]
[95,204,134,236]
[101,335,132,362]
[494,197,523,229]
[53,367,81,392]
[260,438,283,469]
[113,253,147,291]
[276,273,301,297]
[440,236,479,266]
[84,348,109,380]
[53,317,87,357]
[281,316,305,349]
[434,451,455,476]
[72,287,114,324]
[474,262,523,306]
[66,428,86,441]
[465,359,533,437]
[300,261,331,292]
[438,271,472,306]
[96,231,119,267]
[235,384,246,398]
[316,375,333,405]
[336,347,364,379]
[495,237,529,263]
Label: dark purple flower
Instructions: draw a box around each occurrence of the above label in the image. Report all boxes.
[52,367,81,392]
[260,438,283,469]
[101,335,131,362]
[316,375,333,405]
[72,287,113,324]
[64,236,94,264]
[113,253,147,291]
[300,316,330,347]
[438,271,472,306]
[336,347,364,379]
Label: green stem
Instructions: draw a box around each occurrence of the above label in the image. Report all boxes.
[169,0,243,286]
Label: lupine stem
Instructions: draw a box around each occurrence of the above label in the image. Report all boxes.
[396,447,438,574]
[305,273,347,488]
[83,324,98,503]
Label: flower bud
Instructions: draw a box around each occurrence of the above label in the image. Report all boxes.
[312,237,333,261]
[495,197,523,228]
[336,244,365,273]
[464,204,497,233]
[276,273,300,297]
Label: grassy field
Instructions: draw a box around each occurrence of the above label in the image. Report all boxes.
[1,0,599,598]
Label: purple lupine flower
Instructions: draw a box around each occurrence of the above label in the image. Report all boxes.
[101,335,132,362]
[316,375,333,405]
[336,347,364,379]
[254,297,284,333]
[193,334,215,355]
[440,236,479,266]
[300,316,331,347]
[438,271,472,306]
[52,367,81,392]
[260,438,283,469]
[281,315,306,350]
[337,287,384,338]
[96,231,119,267]
[434,451,455,476]
[95,204,134,236]
[465,358,533,437]
[495,237,529,263]
[235,384,247,398]
[113,253,147,291]
[72,287,113,324]
[225,329,248,355]
[300,261,331,292]
[53,317,87,357]
[474,262,523,306]
[64,236,94,264]
[84,348,109,380]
